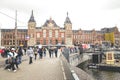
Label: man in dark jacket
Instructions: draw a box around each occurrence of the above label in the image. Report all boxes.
[63,46,70,62]
[17,47,23,64]
[38,47,43,59]
[54,47,58,58]
[79,45,83,55]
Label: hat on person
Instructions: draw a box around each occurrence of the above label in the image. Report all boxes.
[11,48,15,51]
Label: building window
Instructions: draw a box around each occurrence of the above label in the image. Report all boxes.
[37,33,40,38]
[22,35,24,39]
[30,34,34,38]
[49,30,52,38]
[7,35,9,38]
[4,40,6,45]
[61,33,64,38]
[10,35,12,38]
[4,35,6,38]
[43,30,46,38]
[55,30,58,38]
[43,39,46,45]
[62,39,64,44]
[13,40,15,45]
[7,40,9,45]
[50,39,52,44]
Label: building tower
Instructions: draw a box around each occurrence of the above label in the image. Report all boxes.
[64,12,73,45]
[28,10,36,46]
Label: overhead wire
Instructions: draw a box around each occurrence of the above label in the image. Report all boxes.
[0,11,27,27]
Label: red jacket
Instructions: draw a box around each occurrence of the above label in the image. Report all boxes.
[0,49,4,54]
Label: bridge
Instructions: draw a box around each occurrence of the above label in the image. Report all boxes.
[0,49,94,80]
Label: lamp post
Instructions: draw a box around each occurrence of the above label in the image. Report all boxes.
[15,10,17,49]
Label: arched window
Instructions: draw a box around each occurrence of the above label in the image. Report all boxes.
[50,39,52,44]
[62,39,64,44]
[37,33,40,38]
[55,30,58,38]
[43,30,46,38]
[49,30,52,37]
[43,39,46,45]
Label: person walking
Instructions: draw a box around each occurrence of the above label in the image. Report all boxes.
[62,46,70,62]
[34,47,38,60]
[42,47,46,57]
[48,48,52,58]
[26,47,34,64]
[51,47,54,58]
[16,47,23,64]
[54,47,58,58]
[38,47,43,59]
[78,44,84,59]
[79,44,83,55]
[7,48,18,72]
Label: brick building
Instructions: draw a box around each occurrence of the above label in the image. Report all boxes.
[27,11,72,46]
[1,29,27,47]
[0,11,120,47]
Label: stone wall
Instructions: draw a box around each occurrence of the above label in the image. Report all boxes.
[68,53,94,80]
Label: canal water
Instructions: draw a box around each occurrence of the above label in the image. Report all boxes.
[78,52,120,80]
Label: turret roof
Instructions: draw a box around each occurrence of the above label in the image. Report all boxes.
[28,10,36,22]
[64,12,72,24]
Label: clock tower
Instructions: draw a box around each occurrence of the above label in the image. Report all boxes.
[28,10,36,46]
[64,12,73,46]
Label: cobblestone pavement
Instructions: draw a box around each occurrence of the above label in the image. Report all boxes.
[0,50,66,80]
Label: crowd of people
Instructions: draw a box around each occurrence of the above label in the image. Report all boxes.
[0,45,83,73]
[2,46,59,72]
[4,47,23,72]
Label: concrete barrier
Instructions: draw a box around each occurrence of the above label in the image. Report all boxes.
[60,53,80,80]
[62,52,94,80]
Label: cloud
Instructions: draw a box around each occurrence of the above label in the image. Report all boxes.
[0,0,120,31]
[106,0,120,9]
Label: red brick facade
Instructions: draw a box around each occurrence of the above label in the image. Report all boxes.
[1,11,120,47]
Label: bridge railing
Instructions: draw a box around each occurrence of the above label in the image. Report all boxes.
[69,53,81,66]
[62,50,83,67]
[61,49,95,80]
[60,52,80,80]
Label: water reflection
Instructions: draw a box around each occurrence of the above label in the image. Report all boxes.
[78,60,120,80]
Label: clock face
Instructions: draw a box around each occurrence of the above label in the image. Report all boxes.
[29,23,35,29]
[30,26,33,29]
[49,23,53,27]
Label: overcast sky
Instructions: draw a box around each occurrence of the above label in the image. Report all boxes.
[0,0,120,30]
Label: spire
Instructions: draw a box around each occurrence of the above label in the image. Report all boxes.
[49,16,52,23]
[67,12,68,17]
[28,10,36,22]
[64,12,72,24]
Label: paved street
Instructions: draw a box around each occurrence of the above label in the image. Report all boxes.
[0,50,69,80]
